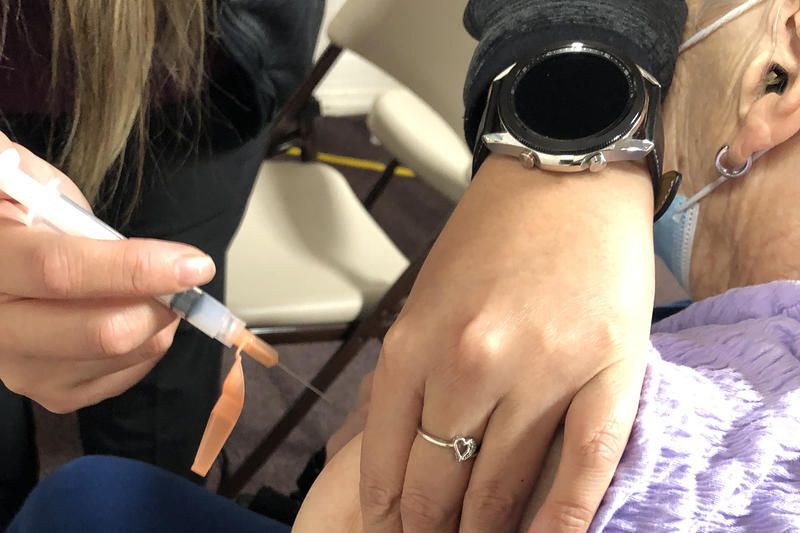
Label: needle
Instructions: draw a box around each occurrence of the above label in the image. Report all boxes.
[275,361,345,414]
[239,332,344,413]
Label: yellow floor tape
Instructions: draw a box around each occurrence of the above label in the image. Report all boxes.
[285,146,417,178]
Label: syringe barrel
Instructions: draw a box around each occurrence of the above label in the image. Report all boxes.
[0,150,122,241]
[159,291,244,347]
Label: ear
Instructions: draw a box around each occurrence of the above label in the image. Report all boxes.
[729,0,800,166]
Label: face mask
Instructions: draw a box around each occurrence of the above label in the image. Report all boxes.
[653,0,766,292]
[654,194,699,290]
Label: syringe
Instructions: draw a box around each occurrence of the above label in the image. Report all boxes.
[0,148,280,370]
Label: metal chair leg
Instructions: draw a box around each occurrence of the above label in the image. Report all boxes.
[217,247,431,498]
[266,45,343,158]
[363,159,399,211]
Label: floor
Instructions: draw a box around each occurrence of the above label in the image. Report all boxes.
[32,115,687,497]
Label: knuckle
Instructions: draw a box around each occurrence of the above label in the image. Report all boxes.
[463,485,517,526]
[90,312,137,357]
[548,499,595,532]
[400,487,451,528]
[586,319,626,353]
[577,426,625,472]
[124,246,153,294]
[452,316,506,376]
[382,319,413,358]
[38,242,77,298]
[560,314,628,356]
[380,320,417,374]
[359,474,400,521]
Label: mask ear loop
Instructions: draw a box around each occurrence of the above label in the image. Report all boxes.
[680,0,766,52]
[676,145,757,213]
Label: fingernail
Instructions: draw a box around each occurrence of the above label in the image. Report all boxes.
[176,255,216,286]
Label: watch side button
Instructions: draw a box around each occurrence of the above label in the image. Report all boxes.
[519,151,537,169]
[589,153,607,172]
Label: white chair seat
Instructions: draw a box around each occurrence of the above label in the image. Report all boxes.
[226,161,409,326]
[367,88,472,203]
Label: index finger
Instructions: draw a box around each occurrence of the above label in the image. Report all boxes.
[360,345,424,533]
[528,359,645,532]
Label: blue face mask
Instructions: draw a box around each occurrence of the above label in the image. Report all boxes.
[653,195,699,291]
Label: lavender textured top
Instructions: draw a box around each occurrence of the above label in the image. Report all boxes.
[591,281,800,531]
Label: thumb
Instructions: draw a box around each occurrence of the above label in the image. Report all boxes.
[0,224,216,299]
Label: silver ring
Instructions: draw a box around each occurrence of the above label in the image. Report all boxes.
[715,145,752,179]
[416,427,480,462]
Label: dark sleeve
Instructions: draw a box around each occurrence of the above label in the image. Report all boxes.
[462,0,688,147]
[217,0,325,122]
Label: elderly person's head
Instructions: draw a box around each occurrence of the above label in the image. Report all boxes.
[294,1,800,531]
[663,0,800,297]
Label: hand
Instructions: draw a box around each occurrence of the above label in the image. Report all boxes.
[0,134,216,413]
[360,155,654,532]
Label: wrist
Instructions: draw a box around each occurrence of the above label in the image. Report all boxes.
[456,154,657,345]
[472,154,655,226]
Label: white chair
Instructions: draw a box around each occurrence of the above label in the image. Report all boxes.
[220,0,475,496]
[227,161,408,331]
[368,88,472,203]
[329,0,476,204]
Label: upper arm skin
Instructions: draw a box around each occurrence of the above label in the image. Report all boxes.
[293,435,365,533]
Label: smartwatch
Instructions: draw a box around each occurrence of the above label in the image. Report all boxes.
[472,41,681,220]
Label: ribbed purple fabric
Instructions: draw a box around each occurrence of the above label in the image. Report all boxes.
[591,281,800,531]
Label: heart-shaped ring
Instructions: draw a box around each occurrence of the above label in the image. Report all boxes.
[453,437,479,462]
[417,427,481,463]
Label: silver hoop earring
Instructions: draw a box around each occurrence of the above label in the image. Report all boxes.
[715,145,752,179]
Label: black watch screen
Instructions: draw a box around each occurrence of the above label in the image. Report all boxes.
[498,45,644,155]
[515,52,631,139]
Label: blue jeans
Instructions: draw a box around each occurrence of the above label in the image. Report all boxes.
[8,456,288,533]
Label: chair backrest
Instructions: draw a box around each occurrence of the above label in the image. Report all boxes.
[327,0,475,138]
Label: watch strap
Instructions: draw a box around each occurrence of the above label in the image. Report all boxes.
[471,81,501,177]
[472,132,492,179]
[643,79,682,220]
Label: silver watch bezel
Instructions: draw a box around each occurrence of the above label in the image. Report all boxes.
[481,42,661,174]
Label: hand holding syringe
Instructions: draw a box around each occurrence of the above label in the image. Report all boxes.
[0,143,214,416]
[0,147,328,474]
[0,148,278,367]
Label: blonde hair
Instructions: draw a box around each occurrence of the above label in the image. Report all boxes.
[2,1,209,222]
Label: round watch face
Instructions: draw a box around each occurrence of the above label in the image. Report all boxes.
[499,43,645,155]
